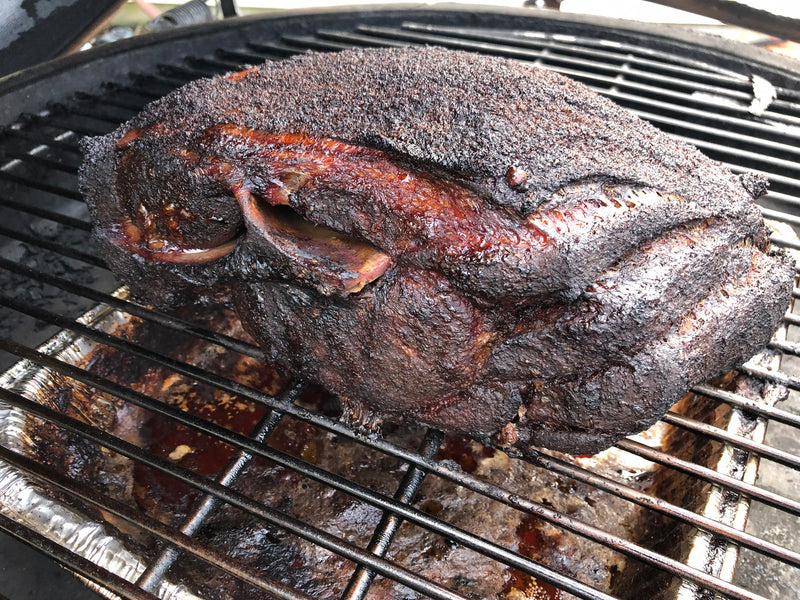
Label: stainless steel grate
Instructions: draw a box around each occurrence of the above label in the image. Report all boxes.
[1,7,800,600]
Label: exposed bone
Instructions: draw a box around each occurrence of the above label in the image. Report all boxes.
[236,188,392,296]
[144,240,238,264]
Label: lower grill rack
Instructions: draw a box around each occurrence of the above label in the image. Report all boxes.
[0,283,797,600]
[2,8,800,600]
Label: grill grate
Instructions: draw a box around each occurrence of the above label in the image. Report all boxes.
[1,9,800,600]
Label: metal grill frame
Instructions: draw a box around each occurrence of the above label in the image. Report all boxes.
[1,5,800,600]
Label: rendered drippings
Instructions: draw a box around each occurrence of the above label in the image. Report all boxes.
[503,515,563,600]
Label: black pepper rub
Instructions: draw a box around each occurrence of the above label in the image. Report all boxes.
[79,47,794,455]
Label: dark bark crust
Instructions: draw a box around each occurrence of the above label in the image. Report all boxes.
[79,47,794,455]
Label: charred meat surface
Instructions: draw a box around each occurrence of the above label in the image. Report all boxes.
[79,47,794,454]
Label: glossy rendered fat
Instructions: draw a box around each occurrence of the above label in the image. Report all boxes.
[79,47,794,454]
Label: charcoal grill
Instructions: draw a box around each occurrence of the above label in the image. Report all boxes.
[1,5,800,600]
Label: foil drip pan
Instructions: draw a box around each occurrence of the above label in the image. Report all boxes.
[0,296,202,600]
[0,282,791,600]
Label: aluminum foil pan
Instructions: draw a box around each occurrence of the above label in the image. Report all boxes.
[0,293,202,600]
[0,277,792,599]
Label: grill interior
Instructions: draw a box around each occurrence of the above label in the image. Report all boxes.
[1,7,800,600]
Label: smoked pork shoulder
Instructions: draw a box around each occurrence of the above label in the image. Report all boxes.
[79,47,795,455]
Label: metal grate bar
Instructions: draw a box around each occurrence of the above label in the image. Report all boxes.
[395,22,754,81]
[105,83,169,107]
[0,384,489,600]
[102,82,164,102]
[0,333,617,600]
[714,164,799,200]
[397,23,751,87]
[163,61,218,78]
[239,43,307,61]
[671,136,800,185]
[286,27,800,138]
[512,27,799,114]
[314,29,411,48]
[0,303,775,600]
[762,194,800,215]
[631,108,800,162]
[0,197,90,231]
[693,383,800,430]
[0,512,160,600]
[0,225,104,267]
[0,444,313,600]
[135,408,287,594]
[603,87,800,144]
[399,22,800,111]
[0,335,280,468]
[85,97,147,115]
[524,449,800,568]
[769,337,800,360]
[18,113,110,137]
[180,58,246,77]
[615,439,800,517]
[131,73,188,91]
[61,104,138,127]
[771,234,800,251]
[758,207,800,228]
[245,41,303,59]
[122,80,184,99]
[349,26,800,127]
[216,47,285,64]
[1,127,83,154]
[186,56,244,72]
[387,27,763,106]
[31,117,114,139]
[407,22,800,112]
[73,91,148,113]
[281,35,374,53]
[728,182,798,214]
[0,257,265,360]
[57,105,136,127]
[157,63,218,81]
[0,337,772,600]
[3,150,79,174]
[342,429,444,600]
[0,171,81,201]
[662,411,800,470]
[741,362,800,393]
[520,31,746,80]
